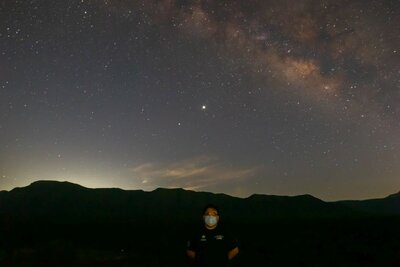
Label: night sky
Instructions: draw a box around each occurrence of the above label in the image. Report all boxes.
[0,0,399,200]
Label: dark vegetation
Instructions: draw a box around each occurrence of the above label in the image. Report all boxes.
[0,180,400,266]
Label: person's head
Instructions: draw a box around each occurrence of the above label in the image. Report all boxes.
[202,204,220,229]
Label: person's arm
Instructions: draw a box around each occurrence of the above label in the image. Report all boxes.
[186,249,196,259]
[228,246,239,260]
[186,237,197,259]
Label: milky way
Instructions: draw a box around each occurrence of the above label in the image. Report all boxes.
[0,0,399,200]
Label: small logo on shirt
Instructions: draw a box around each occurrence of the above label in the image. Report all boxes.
[214,235,224,240]
[200,235,207,241]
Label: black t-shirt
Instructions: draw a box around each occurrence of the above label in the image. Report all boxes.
[187,225,238,267]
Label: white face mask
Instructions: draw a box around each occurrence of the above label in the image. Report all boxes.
[204,215,218,227]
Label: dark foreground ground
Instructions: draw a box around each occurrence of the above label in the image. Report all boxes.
[1,217,400,267]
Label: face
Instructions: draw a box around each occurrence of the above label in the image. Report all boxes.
[203,207,219,229]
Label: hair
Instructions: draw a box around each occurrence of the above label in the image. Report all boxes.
[202,204,219,215]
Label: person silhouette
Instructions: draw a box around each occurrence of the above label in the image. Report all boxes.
[186,204,239,267]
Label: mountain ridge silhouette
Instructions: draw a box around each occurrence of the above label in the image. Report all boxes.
[1,180,399,223]
[1,180,400,266]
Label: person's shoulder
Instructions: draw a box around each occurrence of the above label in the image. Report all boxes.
[218,225,239,242]
[217,224,236,235]
[188,225,205,238]
[219,226,239,248]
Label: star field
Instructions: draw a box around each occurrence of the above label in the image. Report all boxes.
[0,0,399,200]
